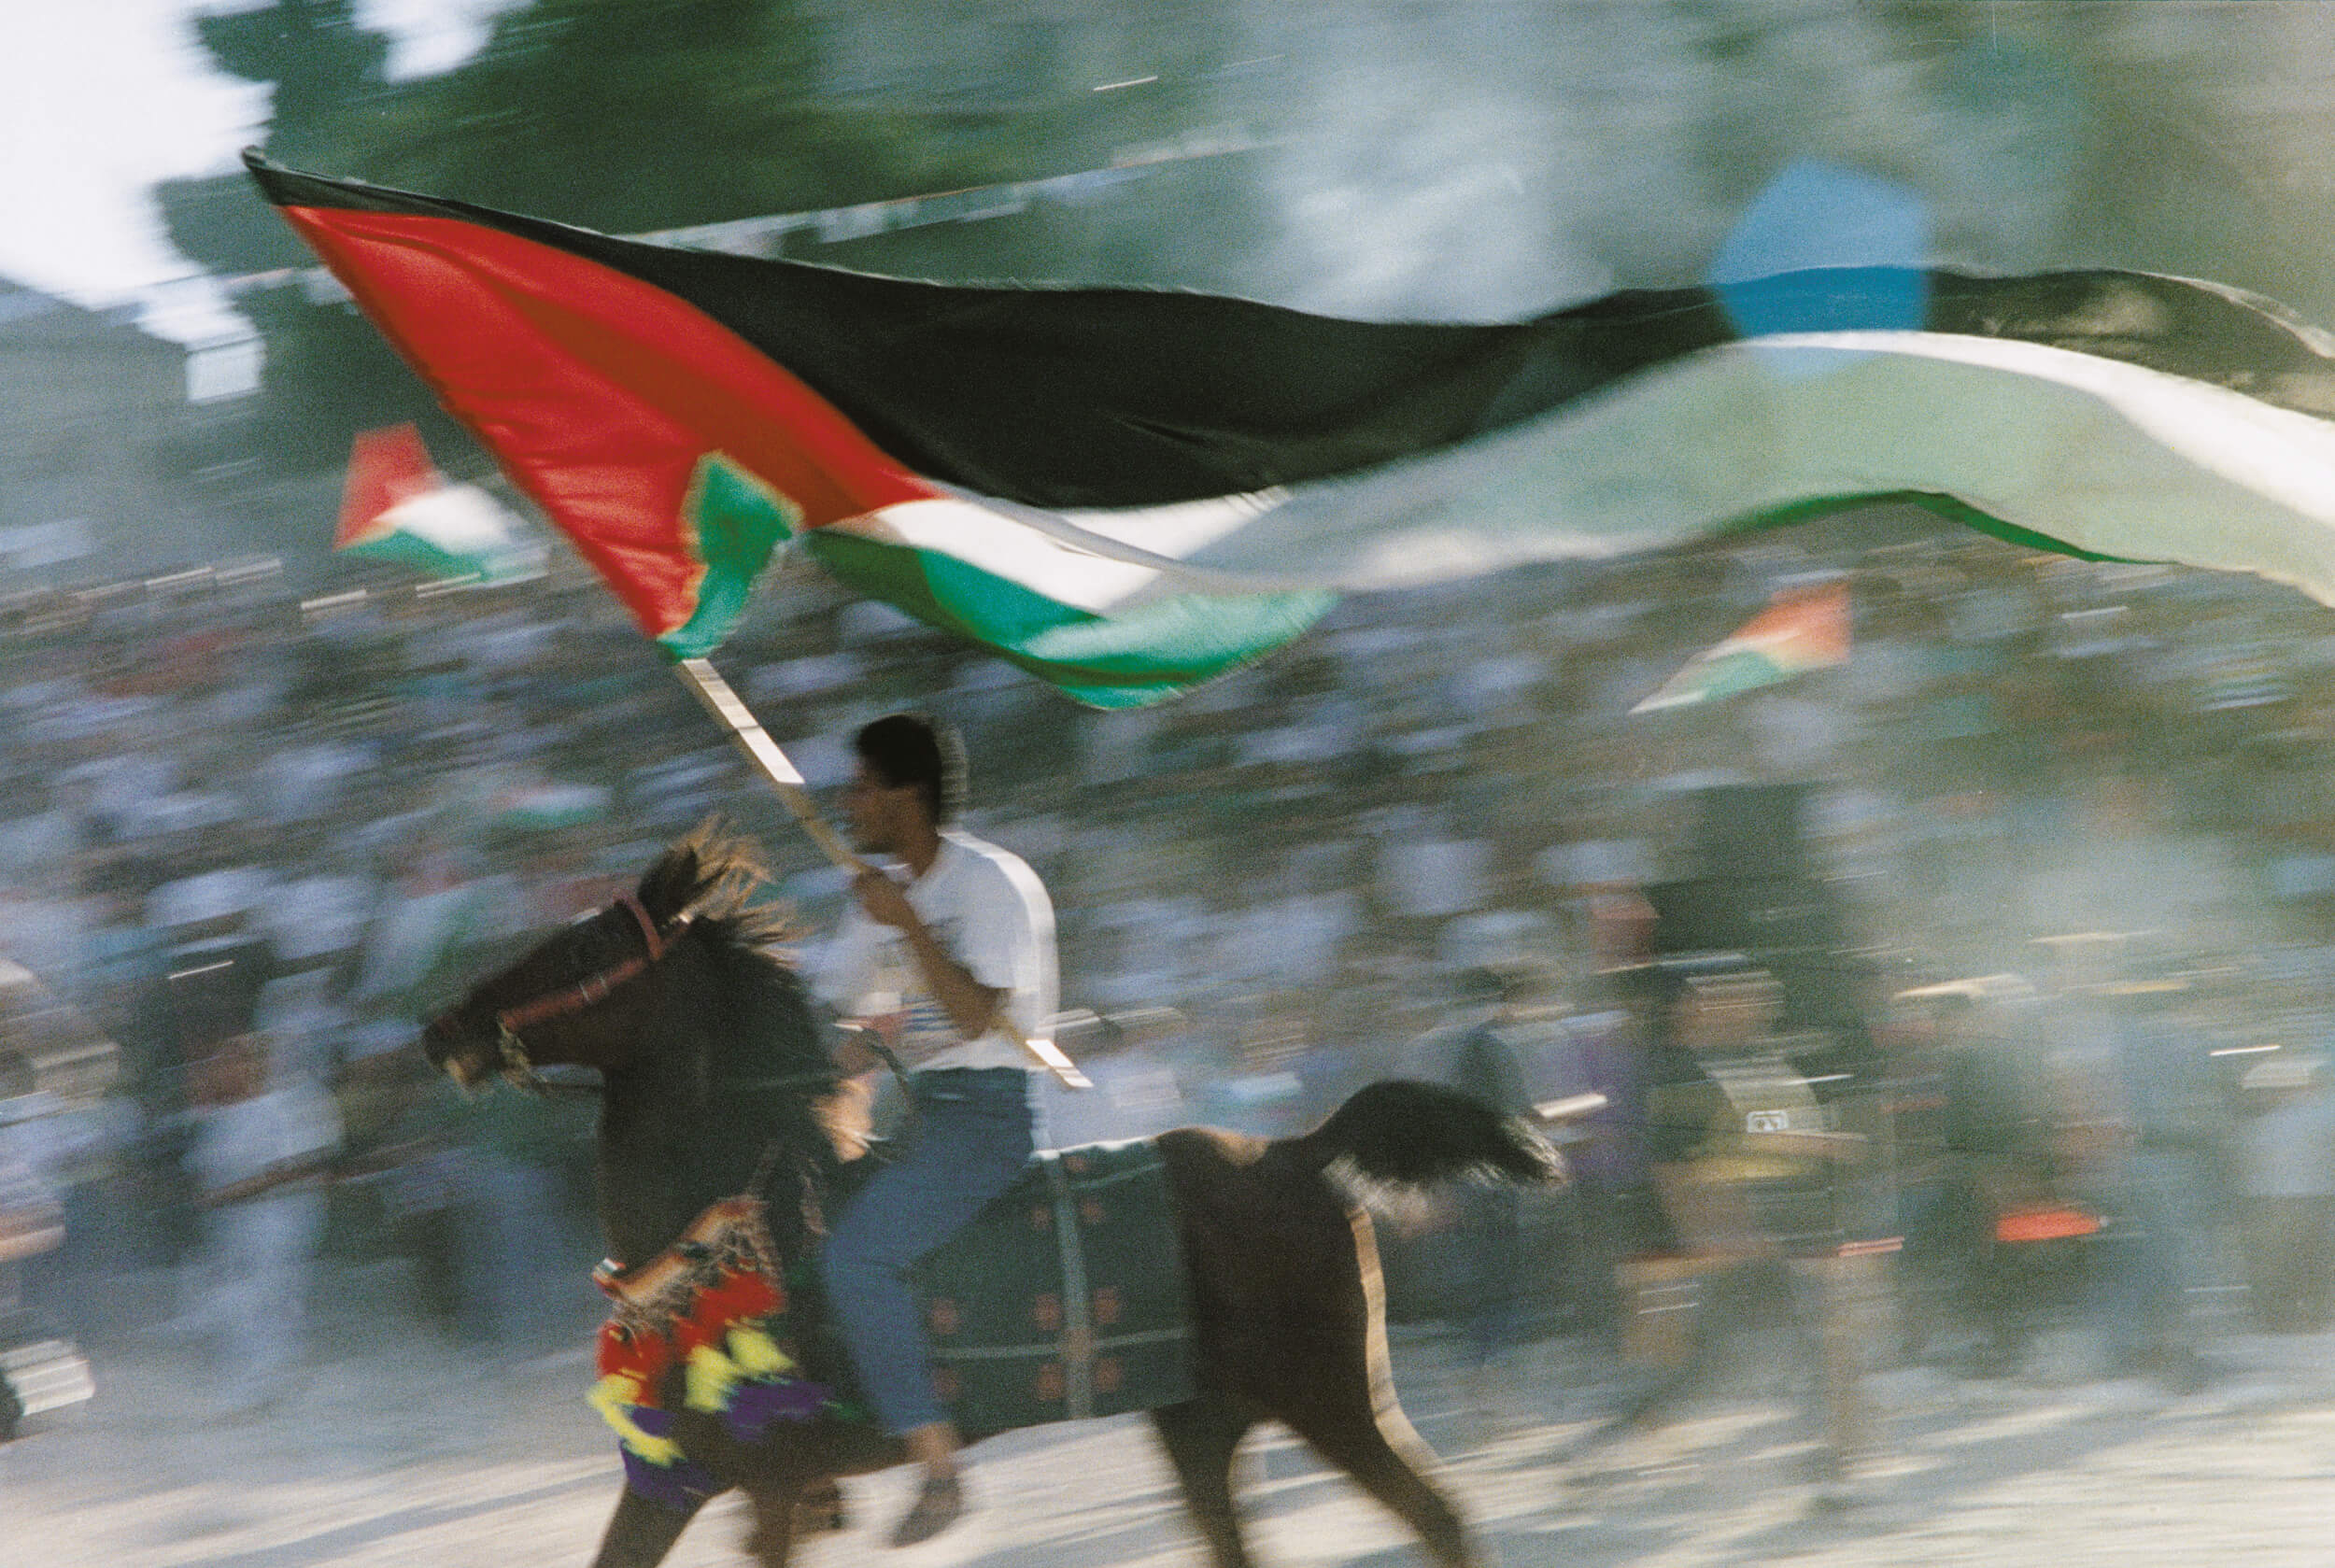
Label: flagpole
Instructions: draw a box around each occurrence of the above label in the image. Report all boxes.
[672,657,1092,1091]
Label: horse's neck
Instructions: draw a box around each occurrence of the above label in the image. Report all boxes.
[598,1062,771,1259]
[594,945,830,1270]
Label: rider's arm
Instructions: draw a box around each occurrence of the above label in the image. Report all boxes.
[896,913,1004,1047]
[848,869,1003,1049]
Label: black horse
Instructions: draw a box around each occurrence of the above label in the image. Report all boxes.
[423,826,1558,1567]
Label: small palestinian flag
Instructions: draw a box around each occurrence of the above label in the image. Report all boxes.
[1632,579,1851,713]
[336,422,540,583]
[248,153,2335,707]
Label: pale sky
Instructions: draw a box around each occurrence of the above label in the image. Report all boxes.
[0,0,517,346]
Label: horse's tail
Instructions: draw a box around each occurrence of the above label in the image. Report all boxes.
[1289,1080,1563,1192]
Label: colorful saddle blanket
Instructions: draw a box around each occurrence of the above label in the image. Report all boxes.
[590,1197,841,1508]
[590,1139,1192,1505]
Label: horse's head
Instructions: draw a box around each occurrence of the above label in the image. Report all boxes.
[421,824,778,1090]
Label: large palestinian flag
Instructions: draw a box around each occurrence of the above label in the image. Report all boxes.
[248,152,2335,706]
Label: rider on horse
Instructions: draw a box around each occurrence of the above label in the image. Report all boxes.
[810,713,1054,1547]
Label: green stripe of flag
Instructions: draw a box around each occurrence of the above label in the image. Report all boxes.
[800,530,1333,708]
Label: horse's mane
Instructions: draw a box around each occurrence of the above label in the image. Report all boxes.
[614,822,840,1261]
[636,819,800,953]
[633,819,833,1094]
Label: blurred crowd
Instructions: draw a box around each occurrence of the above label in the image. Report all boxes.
[7,505,2335,1433]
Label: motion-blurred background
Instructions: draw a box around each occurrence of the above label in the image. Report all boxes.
[15,7,2335,1558]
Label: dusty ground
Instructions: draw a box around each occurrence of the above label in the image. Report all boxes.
[14,1278,2335,1568]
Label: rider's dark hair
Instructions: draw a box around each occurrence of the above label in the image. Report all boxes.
[855,713,965,826]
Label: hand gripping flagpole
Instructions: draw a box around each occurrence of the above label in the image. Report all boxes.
[673,657,1091,1090]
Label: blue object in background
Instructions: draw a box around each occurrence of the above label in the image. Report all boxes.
[1709,159,1933,340]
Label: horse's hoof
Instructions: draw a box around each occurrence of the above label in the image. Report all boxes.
[793,1478,849,1534]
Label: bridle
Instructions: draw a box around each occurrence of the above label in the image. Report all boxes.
[445,887,889,1165]
[443,880,907,1268]
[486,892,690,1091]
[462,889,871,1100]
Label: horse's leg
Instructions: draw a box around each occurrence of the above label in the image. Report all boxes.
[742,1483,801,1568]
[588,1488,706,1568]
[1279,1393,1475,1568]
[793,1474,849,1535]
[1151,1395,1258,1568]
[1275,1207,1476,1568]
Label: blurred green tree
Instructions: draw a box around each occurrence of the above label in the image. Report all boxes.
[155,0,1048,478]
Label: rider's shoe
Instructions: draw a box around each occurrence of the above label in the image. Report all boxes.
[888,1471,965,1547]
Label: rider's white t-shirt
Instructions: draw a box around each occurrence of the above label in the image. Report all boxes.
[813,828,1055,1073]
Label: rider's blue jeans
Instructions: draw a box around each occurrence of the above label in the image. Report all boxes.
[821,1068,1039,1434]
